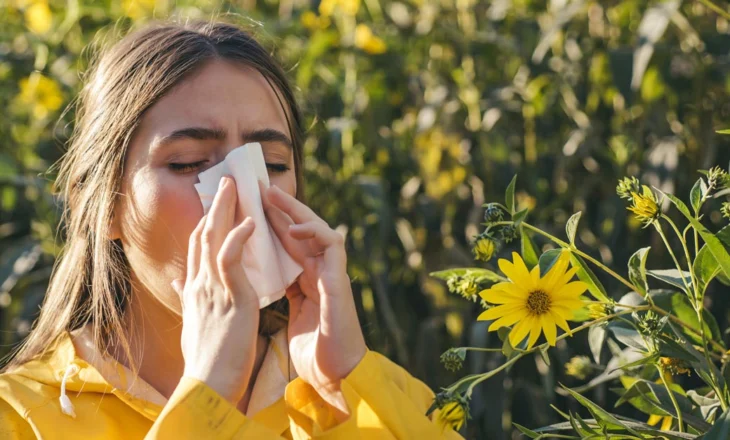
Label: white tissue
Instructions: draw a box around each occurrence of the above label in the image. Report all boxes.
[194,143,303,309]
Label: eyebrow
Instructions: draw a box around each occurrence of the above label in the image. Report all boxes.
[153,127,293,150]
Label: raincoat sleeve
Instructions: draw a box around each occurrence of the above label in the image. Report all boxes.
[145,376,283,439]
[284,350,464,439]
[0,398,36,440]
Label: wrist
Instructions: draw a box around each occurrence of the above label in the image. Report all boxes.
[183,370,247,404]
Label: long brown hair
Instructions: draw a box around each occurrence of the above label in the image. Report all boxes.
[5,20,304,371]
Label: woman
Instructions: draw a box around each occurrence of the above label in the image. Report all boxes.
[0,20,463,439]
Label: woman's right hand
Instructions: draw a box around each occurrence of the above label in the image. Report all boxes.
[170,175,260,404]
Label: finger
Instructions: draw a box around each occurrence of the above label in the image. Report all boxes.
[202,176,236,272]
[218,217,258,304]
[187,214,207,283]
[265,184,324,225]
[289,221,348,277]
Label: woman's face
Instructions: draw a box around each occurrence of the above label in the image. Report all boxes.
[114,59,297,314]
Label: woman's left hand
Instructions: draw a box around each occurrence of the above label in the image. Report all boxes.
[260,182,367,417]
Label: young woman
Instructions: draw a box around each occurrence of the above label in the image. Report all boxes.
[0,21,462,439]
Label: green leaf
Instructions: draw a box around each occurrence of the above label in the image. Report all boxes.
[521,229,539,270]
[560,385,641,435]
[716,129,730,134]
[615,377,711,430]
[512,423,540,438]
[628,247,650,296]
[569,254,610,302]
[704,406,730,440]
[538,249,562,277]
[690,177,707,215]
[664,192,730,279]
[429,268,506,284]
[695,226,730,293]
[512,207,529,225]
[505,175,517,214]
[606,321,647,351]
[647,269,691,292]
[566,211,582,247]
[695,241,724,295]
[588,325,606,363]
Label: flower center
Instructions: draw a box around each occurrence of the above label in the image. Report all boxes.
[526,290,551,315]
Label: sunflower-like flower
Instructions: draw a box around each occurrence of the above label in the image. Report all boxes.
[435,394,470,432]
[477,251,587,349]
[628,190,660,227]
[472,233,497,262]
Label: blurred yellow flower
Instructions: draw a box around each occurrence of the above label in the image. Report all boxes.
[478,251,587,349]
[300,11,331,31]
[122,0,157,20]
[354,24,387,54]
[25,1,53,35]
[414,129,467,199]
[319,0,360,18]
[17,74,63,120]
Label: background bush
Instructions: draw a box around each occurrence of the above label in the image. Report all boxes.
[1,0,729,438]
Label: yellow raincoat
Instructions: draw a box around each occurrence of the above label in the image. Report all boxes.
[0,327,463,439]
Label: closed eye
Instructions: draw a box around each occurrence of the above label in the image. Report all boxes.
[168,161,290,175]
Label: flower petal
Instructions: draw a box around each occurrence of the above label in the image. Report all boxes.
[509,317,532,347]
[499,253,533,291]
[526,319,542,349]
[478,304,522,321]
[541,250,571,291]
[488,308,528,331]
[554,281,589,299]
[551,310,572,335]
[557,266,580,287]
[541,314,557,346]
[552,298,585,311]
[480,287,526,305]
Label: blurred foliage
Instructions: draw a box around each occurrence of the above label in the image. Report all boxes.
[1,0,730,438]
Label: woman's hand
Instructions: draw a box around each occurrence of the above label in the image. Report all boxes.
[171,176,260,404]
[260,182,367,416]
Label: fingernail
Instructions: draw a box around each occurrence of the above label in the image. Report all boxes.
[219,176,228,190]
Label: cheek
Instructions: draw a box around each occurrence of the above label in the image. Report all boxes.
[270,171,297,198]
[120,169,203,268]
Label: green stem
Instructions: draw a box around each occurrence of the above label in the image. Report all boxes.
[696,0,730,20]
[654,222,692,293]
[661,215,699,302]
[657,366,684,432]
[520,223,638,293]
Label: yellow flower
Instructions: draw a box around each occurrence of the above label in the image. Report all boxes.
[319,0,360,18]
[436,399,467,432]
[122,0,157,20]
[628,191,659,227]
[17,73,63,120]
[472,235,496,262]
[478,251,587,349]
[354,24,387,54]
[300,11,331,30]
[25,1,53,35]
[565,355,592,380]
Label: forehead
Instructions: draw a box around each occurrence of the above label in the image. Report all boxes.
[137,59,290,138]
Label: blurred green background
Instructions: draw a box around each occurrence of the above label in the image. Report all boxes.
[2,0,730,438]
